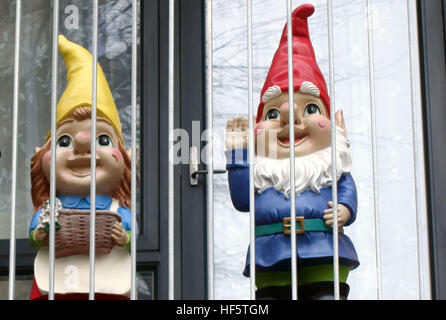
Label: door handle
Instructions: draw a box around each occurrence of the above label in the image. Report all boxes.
[190,169,227,179]
[189,146,226,186]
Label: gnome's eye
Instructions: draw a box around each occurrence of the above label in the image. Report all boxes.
[304,104,321,117]
[57,135,73,148]
[96,134,114,148]
[266,109,280,120]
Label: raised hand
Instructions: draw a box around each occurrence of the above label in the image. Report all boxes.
[225,116,250,150]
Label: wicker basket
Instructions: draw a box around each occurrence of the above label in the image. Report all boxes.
[50,209,122,258]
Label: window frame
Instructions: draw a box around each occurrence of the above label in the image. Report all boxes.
[417,0,446,300]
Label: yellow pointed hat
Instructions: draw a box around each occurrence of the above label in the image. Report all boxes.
[47,35,123,142]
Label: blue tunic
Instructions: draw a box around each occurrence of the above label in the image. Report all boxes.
[29,194,132,235]
[226,149,359,277]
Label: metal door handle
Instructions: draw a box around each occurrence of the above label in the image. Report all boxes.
[191,169,227,179]
[189,146,226,186]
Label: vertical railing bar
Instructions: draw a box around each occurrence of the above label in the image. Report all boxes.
[366,0,383,300]
[168,0,175,301]
[327,0,340,301]
[8,0,21,301]
[130,0,138,300]
[406,0,425,300]
[89,0,99,300]
[246,0,256,301]
[286,0,298,301]
[48,0,59,301]
[205,0,215,300]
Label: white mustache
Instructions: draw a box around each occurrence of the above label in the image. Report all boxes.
[254,127,351,198]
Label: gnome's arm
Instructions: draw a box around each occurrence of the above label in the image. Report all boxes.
[114,206,137,250]
[337,173,358,226]
[28,209,47,249]
[225,148,250,212]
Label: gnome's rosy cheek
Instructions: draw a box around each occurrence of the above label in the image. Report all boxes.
[110,148,123,163]
[41,151,52,180]
[316,117,330,129]
[306,115,330,131]
[43,152,51,166]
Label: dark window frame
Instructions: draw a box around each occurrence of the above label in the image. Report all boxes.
[417,0,446,300]
[153,0,208,300]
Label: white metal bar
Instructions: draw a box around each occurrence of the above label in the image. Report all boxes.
[327,0,340,300]
[366,0,383,300]
[406,0,426,300]
[8,0,21,301]
[246,0,256,301]
[130,0,138,300]
[286,0,298,301]
[205,0,215,300]
[168,0,175,301]
[89,0,99,300]
[48,0,60,301]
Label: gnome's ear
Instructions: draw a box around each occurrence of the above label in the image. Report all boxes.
[126,146,140,170]
[35,147,41,154]
[335,110,347,138]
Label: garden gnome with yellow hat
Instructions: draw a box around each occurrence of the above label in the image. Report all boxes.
[225,4,359,300]
[29,35,133,300]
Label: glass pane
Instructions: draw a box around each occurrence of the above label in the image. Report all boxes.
[136,271,155,300]
[0,274,33,300]
[0,0,141,240]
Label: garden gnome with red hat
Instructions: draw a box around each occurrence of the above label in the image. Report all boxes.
[225,3,359,300]
[28,35,134,300]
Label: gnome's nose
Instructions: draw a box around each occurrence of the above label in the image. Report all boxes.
[73,131,91,154]
[280,102,303,127]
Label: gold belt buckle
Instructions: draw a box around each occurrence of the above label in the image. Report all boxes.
[283,217,305,235]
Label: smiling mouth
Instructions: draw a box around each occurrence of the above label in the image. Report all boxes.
[69,165,98,178]
[67,157,100,178]
[276,125,308,147]
[278,135,307,147]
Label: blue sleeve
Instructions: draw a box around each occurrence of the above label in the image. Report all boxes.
[117,206,138,235]
[337,173,358,226]
[29,209,43,235]
[225,148,250,212]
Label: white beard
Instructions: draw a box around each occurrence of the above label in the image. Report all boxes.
[254,127,351,198]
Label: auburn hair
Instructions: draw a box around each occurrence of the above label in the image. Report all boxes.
[30,107,131,212]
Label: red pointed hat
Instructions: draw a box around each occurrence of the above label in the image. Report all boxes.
[256,3,330,123]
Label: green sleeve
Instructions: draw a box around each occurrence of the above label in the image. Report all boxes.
[29,229,46,249]
[121,231,131,250]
